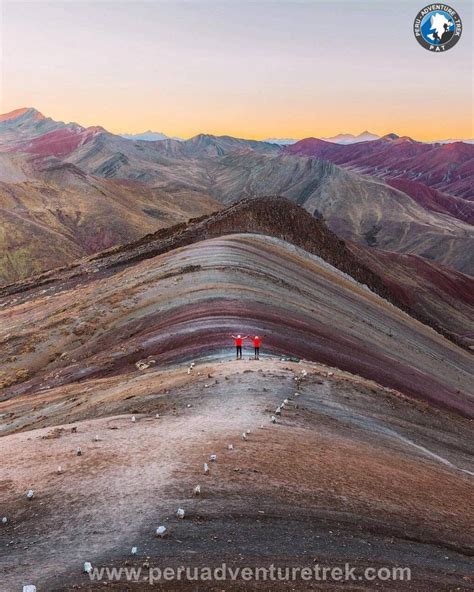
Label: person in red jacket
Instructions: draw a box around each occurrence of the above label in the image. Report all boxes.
[231,334,248,359]
[253,335,261,359]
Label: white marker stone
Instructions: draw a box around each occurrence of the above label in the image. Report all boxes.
[155,526,167,537]
[83,561,92,573]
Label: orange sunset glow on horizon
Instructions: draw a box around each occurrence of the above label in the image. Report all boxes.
[1,0,472,142]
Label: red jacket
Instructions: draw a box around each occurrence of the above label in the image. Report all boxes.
[234,337,243,346]
[253,337,261,347]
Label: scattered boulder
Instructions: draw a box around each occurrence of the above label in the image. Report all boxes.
[203,462,210,474]
[26,490,34,500]
[193,485,201,496]
[209,454,217,462]
[131,546,137,555]
[41,427,65,440]
[176,508,185,519]
[83,561,92,574]
[135,361,150,371]
[155,526,167,538]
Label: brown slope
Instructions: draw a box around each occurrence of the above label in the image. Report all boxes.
[0,196,393,301]
[0,162,221,285]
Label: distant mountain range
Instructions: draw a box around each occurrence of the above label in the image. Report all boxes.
[120,132,381,145]
[263,138,299,145]
[226,133,473,146]
[0,107,473,298]
[285,134,474,200]
[120,131,183,141]
[322,131,380,144]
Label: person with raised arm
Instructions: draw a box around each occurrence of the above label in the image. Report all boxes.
[230,334,249,359]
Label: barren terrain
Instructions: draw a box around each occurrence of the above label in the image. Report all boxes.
[1,203,473,589]
[1,359,473,591]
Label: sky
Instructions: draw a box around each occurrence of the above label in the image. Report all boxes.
[0,0,472,140]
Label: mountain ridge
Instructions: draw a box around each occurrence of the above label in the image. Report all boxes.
[2,196,472,351]
[285,135,474,199]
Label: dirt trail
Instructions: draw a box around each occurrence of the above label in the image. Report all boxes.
[1,359,473,590]
[0,360,286,589]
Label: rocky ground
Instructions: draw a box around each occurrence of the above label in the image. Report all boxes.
[1,206,472,590]
[1,358,473,591]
